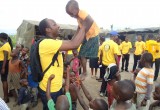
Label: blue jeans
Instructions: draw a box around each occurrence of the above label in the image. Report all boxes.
[39,87,63,110]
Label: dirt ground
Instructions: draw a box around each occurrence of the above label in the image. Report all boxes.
[0,54,159,110]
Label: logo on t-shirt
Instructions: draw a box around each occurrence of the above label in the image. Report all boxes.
[104,44,110,52]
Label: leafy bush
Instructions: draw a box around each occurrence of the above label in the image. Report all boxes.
[9,35,16,48]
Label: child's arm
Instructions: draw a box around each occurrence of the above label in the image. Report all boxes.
[46,74,55,100]
[82,15,94,33]
[145,84,153,100]
[65,66,70,92]
[20,61,27,78]
[115,72,121,81]
[114,54,119,69]
[72,27,80,39]
[69,57,74,62]
[141,84,153,106]
[80,81,93,101]
[72,83,89,110]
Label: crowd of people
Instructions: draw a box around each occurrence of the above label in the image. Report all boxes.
[0,0,160,110]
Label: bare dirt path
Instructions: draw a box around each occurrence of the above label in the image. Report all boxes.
[0,54,159,110]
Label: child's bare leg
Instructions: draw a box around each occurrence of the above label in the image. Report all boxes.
[80,57,87,80]
[95,68,98,77]
[91,68,94,78]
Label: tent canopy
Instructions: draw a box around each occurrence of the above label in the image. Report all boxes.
[16,20,108,47]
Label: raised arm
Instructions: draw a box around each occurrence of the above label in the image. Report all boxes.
[46,74,55,100]
[80,81,93,101]
[73,83,89,110]
[83,15,94,33]
[59,26,85,51]
[71,27,80,40]
[65,66,70,92]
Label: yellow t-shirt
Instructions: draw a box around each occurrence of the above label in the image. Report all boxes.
[134,41,145,55]
[67,50,72,55]
[77,44,81,52]
[77,10,99,40]
[101,40,119,66]
[155,42,160,59]
[0,42,11,61]
[121,41,132,54]
[117,44,122,55]
[145,40,157,61]
[39,39,63,92]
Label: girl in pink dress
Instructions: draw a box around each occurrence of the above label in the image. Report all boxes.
[70,49,80,77]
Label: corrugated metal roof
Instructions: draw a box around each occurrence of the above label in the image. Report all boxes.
[118,27,160,34]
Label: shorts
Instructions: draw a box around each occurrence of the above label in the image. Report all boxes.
[89,57,99,68]
[0,61,9,82]
[79,36,99,58]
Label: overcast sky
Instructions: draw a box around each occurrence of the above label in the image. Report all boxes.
[0,0,160,34]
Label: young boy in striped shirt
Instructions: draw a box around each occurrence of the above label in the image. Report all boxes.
[135,53,154,110]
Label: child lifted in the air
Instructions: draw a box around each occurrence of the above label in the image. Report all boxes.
[66,0,99,80]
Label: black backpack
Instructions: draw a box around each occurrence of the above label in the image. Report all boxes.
[30,39,59,82]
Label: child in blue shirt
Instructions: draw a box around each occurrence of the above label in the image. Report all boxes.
[27,60,38,107]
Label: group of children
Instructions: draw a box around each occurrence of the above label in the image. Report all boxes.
[9,43,159,110]
[45,51,160,110]
[46,61,109,110]
[7,44,38,109]
[2,0,160,109]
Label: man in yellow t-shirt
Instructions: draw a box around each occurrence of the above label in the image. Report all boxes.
[145,34,157,66]
[99,31,119,96]
[154,37,160,81]
[121,36,132,72]
[132,35,145,72]
[66,0,99,80]
[38,18,86,109]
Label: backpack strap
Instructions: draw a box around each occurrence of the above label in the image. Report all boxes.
[42,51,59,74]
[52,51,59,67]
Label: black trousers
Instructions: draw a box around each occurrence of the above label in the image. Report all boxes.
[132,55,141,71]
[100,64,107,93]
[154,58,160,80]
[99,64,105,79]
[121,54,130,71]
